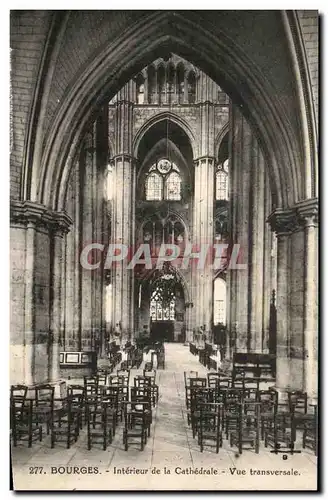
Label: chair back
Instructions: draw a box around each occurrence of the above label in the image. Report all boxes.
[130,386,151,404]
[288,391,308,414]
[232,376,245,390]
[10,385,28,415]
[199,402,223,427]
[35,384,55,407]
[134,375,152,388]
[67,385,85,398]
[10,385,28,400]
[143,369,156,383]
[190,377,207,388]
[207,373,220,388]
[244,378,260,391]
[258,389,278,411]
[216,377,231,390]
[184,371,198,386]
[123,401,149,427]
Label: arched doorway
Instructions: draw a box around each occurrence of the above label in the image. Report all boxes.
[137,267,186,343]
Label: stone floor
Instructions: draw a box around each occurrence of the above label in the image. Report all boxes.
[12,344,317,491]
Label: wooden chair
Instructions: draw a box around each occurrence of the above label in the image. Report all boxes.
[264,411,295,453]
[142,371,159,406]
[157,350,165,369]
[257,389,278,439]
[130,387,153,436]
[67,385,85,430]
[86,398,112,450]
[198,402,224,453]
[230,402,261,454]
[11,398,42,447]
[302,405,318,456]
[34,384,55,434]
[187,387,210,438]
[50,396,80,449]
[10,385,28,421]
[109,375,129,419]
[223,388,244,439]
[184,371,198,410]
[84,376,99,399]
[288,390,312,440]
[123,402,149,451]
[102,385,120,436]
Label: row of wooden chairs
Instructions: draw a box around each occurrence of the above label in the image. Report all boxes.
[10,369,160,451]
[184,374,317,455]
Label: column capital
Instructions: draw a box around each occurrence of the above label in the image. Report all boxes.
[267,198,319,234]
[194,156,216,166]
[267,207,299,235]
[295,198,319,227]
[109,154,137,165]
[10,200,72,236]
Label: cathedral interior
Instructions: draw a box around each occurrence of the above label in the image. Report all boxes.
[10,10,318,491]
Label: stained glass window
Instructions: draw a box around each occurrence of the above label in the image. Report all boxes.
[216,160,229,201]
[145,159,181,201]
[146,172,163,200]
[165,172,181,200]
[150,285,175,322]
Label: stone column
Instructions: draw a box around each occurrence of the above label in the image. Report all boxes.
[228,104,269,354]
[228,105,251,352]
[80,132,94,351]
[267,208,298,395]
[262,174,275,352]
[49,225,70,382]
[185,302,194,343]
[297,199,318,400]
[10,200,72,387]
[248,138,265,352]
[268,202,318,399]
[24,221,36,386]
[111,154,136,341]
[111,83,135,342]
[193,156,215,331]
[191,83,216,336]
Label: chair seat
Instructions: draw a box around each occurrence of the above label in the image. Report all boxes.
[201,430,222,439]
[230,429,258,442]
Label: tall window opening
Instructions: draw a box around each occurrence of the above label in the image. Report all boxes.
[145,172,163,201]
[158,65,165,105]
[136,73,145,104]
[187,71,196,103]
[150,283,175,321]
[148,65,156,104]
[213,278,226,325]
[176,63,185,102]
[167,63,175,101]
[145,158,181,201]
[216,159,229,201]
